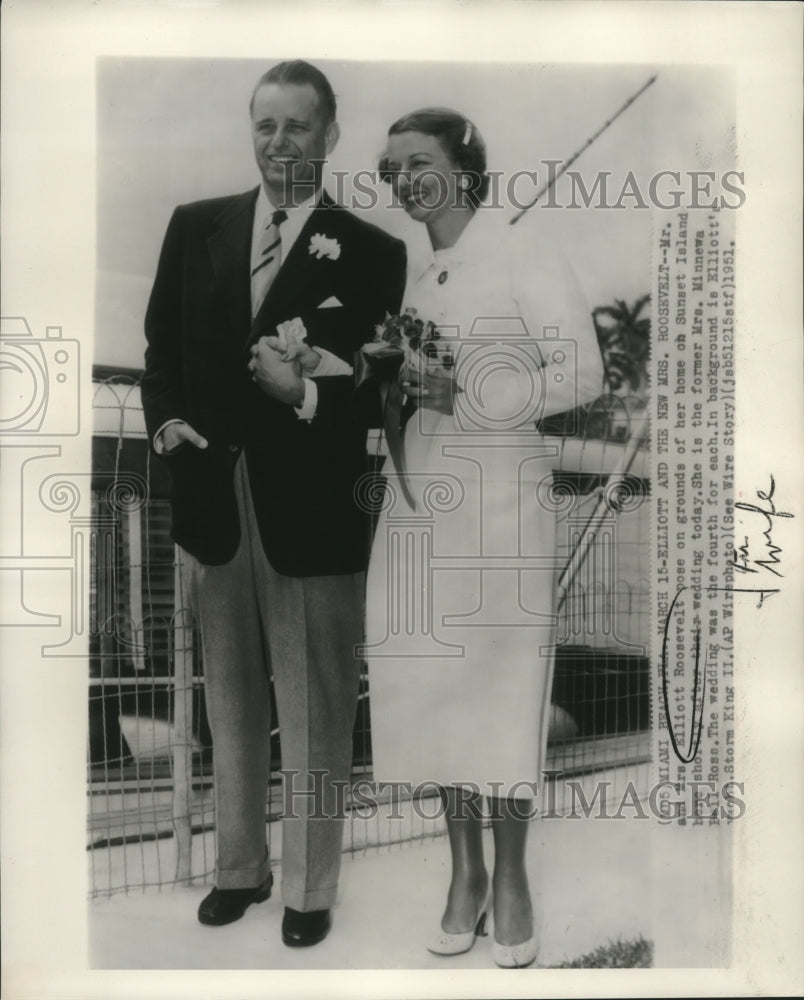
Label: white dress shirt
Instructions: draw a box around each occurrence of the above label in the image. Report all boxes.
[251,186,353,418]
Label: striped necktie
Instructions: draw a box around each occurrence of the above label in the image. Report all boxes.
[251,209,288,316]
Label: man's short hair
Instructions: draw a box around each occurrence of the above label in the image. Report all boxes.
[250,60,337,123]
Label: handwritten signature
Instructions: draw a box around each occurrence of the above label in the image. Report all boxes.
[660,474,794,762]
[732,474,794,597]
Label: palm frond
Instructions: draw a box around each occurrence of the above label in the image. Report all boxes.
[592,293,651,392]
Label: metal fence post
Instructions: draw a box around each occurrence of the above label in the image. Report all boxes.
[171,546,194,883]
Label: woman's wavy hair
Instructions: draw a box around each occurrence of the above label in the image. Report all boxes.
[378,107,489,209]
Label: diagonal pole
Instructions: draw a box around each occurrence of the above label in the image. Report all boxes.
[556,410,650,615]
[509,74,658,226]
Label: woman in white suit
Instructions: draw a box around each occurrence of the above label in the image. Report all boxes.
[365,108,604,967]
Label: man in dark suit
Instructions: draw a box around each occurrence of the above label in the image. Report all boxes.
[141,60,406,947]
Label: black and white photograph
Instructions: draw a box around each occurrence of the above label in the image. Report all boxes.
[1,2,802,997]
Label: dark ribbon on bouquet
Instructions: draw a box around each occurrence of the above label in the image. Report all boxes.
[379,376,417,510]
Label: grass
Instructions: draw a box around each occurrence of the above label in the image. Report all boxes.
[549,935,653,968]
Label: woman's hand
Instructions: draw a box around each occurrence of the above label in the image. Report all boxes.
[401,365,460,416]
[293,342,323,376]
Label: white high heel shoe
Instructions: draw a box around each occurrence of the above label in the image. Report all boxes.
[427,883,493,956]
[491,935,538,968]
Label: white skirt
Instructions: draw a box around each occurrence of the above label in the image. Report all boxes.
[365,410,559,800]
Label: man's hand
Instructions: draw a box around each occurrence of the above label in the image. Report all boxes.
[257,334,322,376]
[402,366,460,416]
[160,420,208,453]
[249,337,306,406]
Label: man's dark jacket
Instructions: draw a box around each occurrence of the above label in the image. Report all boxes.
[141,188,406,573]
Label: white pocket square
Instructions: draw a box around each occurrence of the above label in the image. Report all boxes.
[317,296,343,309]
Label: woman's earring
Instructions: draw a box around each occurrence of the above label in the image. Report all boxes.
[459,174,472,190]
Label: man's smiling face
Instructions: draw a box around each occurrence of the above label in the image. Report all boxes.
[250,82,339,206]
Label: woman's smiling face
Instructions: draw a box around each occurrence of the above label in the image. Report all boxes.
[385,130,462,225]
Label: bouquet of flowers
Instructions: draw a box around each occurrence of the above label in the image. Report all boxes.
[359,309,454,510]
[360,308,454,382]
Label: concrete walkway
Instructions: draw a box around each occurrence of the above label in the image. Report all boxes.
[90,814,651,970]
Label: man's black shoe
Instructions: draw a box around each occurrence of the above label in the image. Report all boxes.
[197,873,273,926]
[281,907,332,947]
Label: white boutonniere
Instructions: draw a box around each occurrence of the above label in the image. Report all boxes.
[308,233,341,261]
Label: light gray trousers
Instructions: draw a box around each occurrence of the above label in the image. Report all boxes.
[180,456,363,911]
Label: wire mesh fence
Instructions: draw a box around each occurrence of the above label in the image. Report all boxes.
[89,371,651,898]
